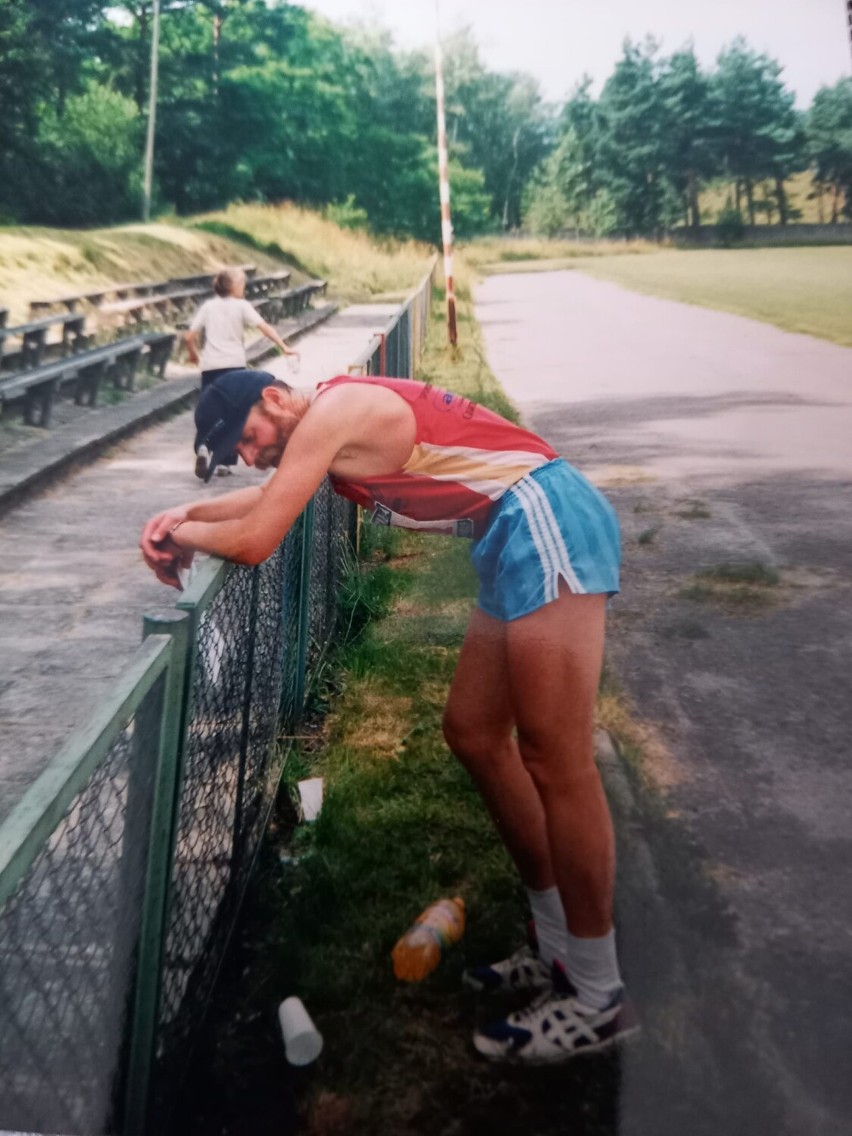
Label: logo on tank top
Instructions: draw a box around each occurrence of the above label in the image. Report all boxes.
[432,388,456,412]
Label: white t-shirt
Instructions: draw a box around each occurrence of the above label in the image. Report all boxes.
[190,296,263,371]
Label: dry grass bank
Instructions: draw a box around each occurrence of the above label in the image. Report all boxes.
[0,205,433,324]
[192,202,433,302]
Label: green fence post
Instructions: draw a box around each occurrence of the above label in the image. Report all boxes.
[293,500,315,721]
[123,610,191,1136]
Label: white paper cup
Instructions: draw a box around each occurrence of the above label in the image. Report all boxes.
[297,777,324,821]
[278,996,323,1066]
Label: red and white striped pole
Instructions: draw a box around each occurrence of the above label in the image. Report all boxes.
[434,0,457,345]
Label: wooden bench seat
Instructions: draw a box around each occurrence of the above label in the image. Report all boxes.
[140,331,177,378]
[255,280,327,324]
[26,264,257,317]
[0,331,174,428]
[0,313,88,371]
[99,285,214,325]
[245,270,292,299]
[29,290,109,315]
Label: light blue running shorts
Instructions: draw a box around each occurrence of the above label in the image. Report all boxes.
[471,458,621,622]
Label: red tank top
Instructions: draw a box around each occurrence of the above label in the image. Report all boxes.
[317,375,557,537]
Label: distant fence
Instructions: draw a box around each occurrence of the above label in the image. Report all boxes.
[0,261,435,1136]
[670,222,852,247]
[480,223,852,248]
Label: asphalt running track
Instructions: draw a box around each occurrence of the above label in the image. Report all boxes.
[476,268,852,1136]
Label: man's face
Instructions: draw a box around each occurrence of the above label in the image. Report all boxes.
[237,404,288,470]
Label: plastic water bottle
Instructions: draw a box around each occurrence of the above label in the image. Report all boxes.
[392,896,466,982]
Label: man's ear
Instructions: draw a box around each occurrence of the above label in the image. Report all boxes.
[260,385,288,412]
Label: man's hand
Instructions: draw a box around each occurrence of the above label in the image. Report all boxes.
[140,508,193,589]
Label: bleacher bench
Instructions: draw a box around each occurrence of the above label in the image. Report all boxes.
[0,332,175,428]
[28,265,258,317]
[0,307,8,329]
[29,290,109,315]
[140,331,176,377]
[99,285,214,327]
[245,270,292,299]
[0,312,88,371]
[255,280,327,324]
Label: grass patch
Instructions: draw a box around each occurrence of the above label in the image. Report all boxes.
[679,562,781,613]
[179,525,538,1135]
[565,246,852,347]
[673,500,711,520]
[637,526,661,546]
[191,202,432,303]
[459,235,657,275]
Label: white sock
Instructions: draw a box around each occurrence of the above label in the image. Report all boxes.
[563,927,622,1010]
[525,885,568,968]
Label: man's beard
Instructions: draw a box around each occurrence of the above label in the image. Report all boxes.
[253,420,288,471]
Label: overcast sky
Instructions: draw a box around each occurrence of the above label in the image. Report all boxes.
[295,0,851,108]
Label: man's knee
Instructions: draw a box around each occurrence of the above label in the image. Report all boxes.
[442,704,497,769]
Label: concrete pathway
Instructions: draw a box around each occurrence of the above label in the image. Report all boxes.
[0,303,397,824]
[475,270,852,1136]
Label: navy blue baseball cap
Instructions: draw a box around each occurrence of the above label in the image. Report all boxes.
[194,370,278,481]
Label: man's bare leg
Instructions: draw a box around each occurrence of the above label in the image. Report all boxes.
[443,609,554,891]
[444,592,614,937]
[505,588,614,939]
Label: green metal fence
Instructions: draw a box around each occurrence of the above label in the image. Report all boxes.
[0,263,435,1136]
[348,256,436,378]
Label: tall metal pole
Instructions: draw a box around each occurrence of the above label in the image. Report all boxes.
[142,0,161,222]
[434,0,457,345]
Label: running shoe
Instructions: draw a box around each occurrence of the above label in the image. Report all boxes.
[463,943,552,995]
[194,444,210,480]
[473,963,639,1065]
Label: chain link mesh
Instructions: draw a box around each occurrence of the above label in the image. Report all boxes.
[0,678,164,1134]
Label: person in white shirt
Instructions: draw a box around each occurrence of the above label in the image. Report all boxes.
[185,266,299,477]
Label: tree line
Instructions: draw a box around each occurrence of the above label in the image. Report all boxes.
[0,1,849,241]
[524,38,852,238]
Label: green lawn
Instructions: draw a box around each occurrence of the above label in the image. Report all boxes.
[566,246,852,348]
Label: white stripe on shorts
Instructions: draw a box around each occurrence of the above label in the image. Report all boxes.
[513,476,586,598]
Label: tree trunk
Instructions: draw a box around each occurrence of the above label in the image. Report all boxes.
[687,169,700,228]
[763,183,775,225]
[745,179,756,226]
[735,180,742,213]
[775,177,788,225]
[816,182,825,224]
[831,183,840,223]
[502,126,521,231]
[213,13,221,98]
[136,8,148,112]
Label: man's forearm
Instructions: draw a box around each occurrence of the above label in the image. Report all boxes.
[186,485,265,522]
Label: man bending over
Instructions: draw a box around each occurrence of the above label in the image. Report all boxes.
[140,369,638,1064]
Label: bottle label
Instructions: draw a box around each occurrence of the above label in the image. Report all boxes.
[417,902,463,951]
